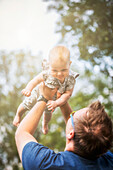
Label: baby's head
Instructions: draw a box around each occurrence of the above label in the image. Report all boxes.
[49,45,71,82]
[49,45,70,66]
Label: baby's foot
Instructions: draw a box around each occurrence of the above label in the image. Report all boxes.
[13,115,21,127]
[42,121,48,135]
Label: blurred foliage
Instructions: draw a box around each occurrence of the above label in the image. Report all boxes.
[0,50,42,169]
[0,0,113,169]
[44,0,113,115]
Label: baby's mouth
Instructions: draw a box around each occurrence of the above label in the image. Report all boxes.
[57,76,63,79]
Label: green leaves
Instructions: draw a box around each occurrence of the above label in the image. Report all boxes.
[45,0,113,116]
[0,50,42,169]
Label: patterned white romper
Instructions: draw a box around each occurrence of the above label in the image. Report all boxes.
[22,70,79,114]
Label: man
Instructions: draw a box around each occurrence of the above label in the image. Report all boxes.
[15,84,113,170]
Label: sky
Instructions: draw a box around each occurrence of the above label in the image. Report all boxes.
[0,0,60,57]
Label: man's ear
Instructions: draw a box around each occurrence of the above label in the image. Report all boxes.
[66,130,75,140]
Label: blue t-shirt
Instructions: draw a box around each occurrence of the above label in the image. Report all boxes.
[22,142,113,170]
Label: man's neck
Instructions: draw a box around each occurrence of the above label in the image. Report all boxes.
[65,139,75,152]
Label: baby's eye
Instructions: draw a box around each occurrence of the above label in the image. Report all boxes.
[52,70,57,72]
[61,69,68,72]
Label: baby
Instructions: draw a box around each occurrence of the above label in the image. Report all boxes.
[13,45,79,134]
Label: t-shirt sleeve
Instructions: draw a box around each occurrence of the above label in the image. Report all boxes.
[104,151,113,160]
[22,142,64,170]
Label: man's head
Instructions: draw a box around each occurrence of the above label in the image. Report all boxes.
[66,101,113,159]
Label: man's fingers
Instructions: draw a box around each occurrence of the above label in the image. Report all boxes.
[47,106,53,110]
[47,102,52,106]
[47,105,52,109]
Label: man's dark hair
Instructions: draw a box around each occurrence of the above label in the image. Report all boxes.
[74,101,113,159]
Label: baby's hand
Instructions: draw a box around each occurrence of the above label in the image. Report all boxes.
[47,100,57,111]
[21,89,31,97]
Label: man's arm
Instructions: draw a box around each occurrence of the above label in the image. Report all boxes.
[15,101,46,161]
[15,84,57,161]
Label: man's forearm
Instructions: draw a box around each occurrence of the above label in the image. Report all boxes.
[21,102,45,133]
[16,101,46,135]
[15,101,46,160]
[15,83,57,161]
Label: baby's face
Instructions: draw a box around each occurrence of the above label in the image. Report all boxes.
[49,60,70,83]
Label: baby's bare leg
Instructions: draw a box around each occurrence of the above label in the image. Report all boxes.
[13,103,27,127]
[42,109,52,135]
[60,102,72,124]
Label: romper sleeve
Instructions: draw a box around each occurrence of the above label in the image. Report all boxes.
[42,59,49,70]
[41,59,50,80]
[42,70,48,81]
[66,71,79,91]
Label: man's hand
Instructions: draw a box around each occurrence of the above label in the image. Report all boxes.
[47,100,57,111]
[21,89,31,97]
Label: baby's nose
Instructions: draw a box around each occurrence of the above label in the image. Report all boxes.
[57,71,62,75]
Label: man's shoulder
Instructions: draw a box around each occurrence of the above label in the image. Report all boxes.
[22,142,113,170]
[22,142,64,169]
[102,151,113,160]
[22,142,80,170]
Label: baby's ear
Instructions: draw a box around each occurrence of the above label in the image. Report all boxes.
[70,61,72,65]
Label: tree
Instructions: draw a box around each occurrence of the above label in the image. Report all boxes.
[44,0,113,117]
[1,1,113,168]
[0,50,42,169]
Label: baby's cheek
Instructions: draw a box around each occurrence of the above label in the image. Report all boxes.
[64,73,69,78]
[51,72,56,77]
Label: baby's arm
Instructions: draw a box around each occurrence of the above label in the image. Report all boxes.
[47,88,73,111]
[22,72,44,97]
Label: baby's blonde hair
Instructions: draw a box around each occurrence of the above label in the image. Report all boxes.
[49,45,70,64]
